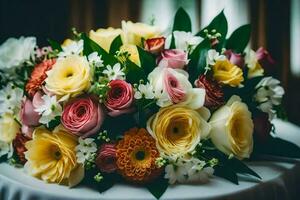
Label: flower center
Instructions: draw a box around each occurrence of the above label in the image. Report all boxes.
[50,145,62,160]
[135,150,146,161]
[111,87,123,98]
[77,106,86,117]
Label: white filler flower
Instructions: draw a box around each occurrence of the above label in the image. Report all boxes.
[102,63,125,81]
[165,31,202,52]
[0,141,13,158]
[255,77,285,119]
[58,40,84,58]
[34,95,62,124]
[0,84,23,115]
[88,52,104,68]
[75,137,97,164]
[206,49,226,66]
[134,82,155,100]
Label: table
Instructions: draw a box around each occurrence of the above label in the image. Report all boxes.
[1,119,300,200]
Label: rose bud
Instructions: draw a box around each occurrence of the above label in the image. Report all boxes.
[13,133,31,164]
[256,47,275,75]
[158,49,189,69]
[20,97,40,127]
[253,112,272,143]
[96,143,117,173]
[105,80,134,117]
[210,38,219,47]
[195,75,224,108]
[61,96,105,138]
[144,37,165,54]
[224,50,245,68]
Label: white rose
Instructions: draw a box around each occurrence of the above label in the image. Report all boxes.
[148,66,205,109]
[0,37,36,71]
[209,95,254,159]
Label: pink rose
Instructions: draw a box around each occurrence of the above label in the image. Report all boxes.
[164,71,186,103]
[256,47,275,75]
[144,37,165,54]
[158,49,188,69]
[96,143,117,173]
[224,50,245,68]
[20,97,40,126]
[105,80,134,117]
[61,96,104,138]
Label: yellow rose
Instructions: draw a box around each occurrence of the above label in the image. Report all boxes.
[120,44,141,66]
[24,127,84,186]
[121,21,160,46]
[212,59,244,87]
[0,113,19,143]
[45,55,91,98]
[147,105,211,158]
[209,95,254,159]
[89,27,123,52]
[245,49,264,78]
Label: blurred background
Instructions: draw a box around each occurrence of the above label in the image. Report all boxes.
[0,0,300,125]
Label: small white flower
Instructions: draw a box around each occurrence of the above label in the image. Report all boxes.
[165,31,203,52]
[58,40,83,58]
[102,63,125,81]
[0,37,36,71]
[0,141,13,158]
[0,84,23,115]
[88,52,104,68]
[206,49,226,66]
[255,77,285,119]
[134,83,155,100]
[34,95,62,124]
[75,137,97,164]
[164,157,213,184]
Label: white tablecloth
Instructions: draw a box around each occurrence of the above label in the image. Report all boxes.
[1,119,300,200]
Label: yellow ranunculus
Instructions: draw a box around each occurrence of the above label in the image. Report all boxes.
[89,27,123,52]
[147,105,211,158]
[24,127,83,186]
[212,59,244,87]
[120,44,141,66]
[45,55,91,98]
[121,21,160,46]
[0,113,19,143]
[62,39,74,47]
[209,95,254,159]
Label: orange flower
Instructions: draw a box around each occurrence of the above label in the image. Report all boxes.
[26,59,56,96]
[116,128,161,183]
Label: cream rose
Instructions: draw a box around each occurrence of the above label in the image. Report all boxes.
[0,113,20,143]
[45,55,91,98]
[148,66,205,109]
[119,44,141,66]
[147,105,211,158]
[209,95,254,159]
[89,27,123,52]
[121,21,160,46]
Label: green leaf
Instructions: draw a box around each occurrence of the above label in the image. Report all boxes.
[137,46,156,75]
[109,35,123,54]
[124,59,147,84]
[81,33,118,66]
[172,7,192,32]
[254,136,300,159]
[146,174,169,199]
[229,158,261,179]
[226,24,251,53]
[214,165,239,185]
[47,39,62,51]
[188,39,211,83]
[196,10,228,44]
[47,116,61,130]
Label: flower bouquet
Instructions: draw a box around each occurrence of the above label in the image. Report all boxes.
[1,7,300,199]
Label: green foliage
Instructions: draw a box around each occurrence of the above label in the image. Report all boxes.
[188,39,211,83]
[146,173,169,199]
[172,7,192,32]
[226,24,251,53]
[47,116,61,130]
[81,33,118,66]
[196,10,228,48]
[109,35,123,54]
[124,60,147,84]
[137,46,156,76]
[47,39,62,51]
